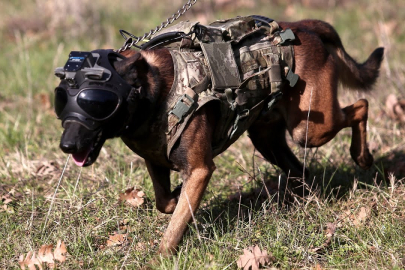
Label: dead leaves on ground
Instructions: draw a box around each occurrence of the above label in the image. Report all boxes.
[0,160,60,212]
[98,219,159,252]
[338,201,376,228]
[310,203,375,254]
[1,187,22,213]
[106,232,130,247]
[19,240,68,269]
[118,187,145,208]
[237,246,275,270]
[1,192,15,213]
[346,206,372,227]
[104,220,131,249]
[95,188,146,251]
[309,222,337,253]
[35,160,60,179]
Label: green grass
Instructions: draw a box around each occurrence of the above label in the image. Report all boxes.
[1,0,405,269]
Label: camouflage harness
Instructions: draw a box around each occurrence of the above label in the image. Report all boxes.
[144,16,298,158]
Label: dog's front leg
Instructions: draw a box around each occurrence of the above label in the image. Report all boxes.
[158,162,215,255]
[158,108,216,255]
[145,160,179,214]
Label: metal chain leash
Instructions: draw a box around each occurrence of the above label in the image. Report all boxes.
[116,0,198,52]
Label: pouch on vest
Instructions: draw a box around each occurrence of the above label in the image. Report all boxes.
[201,16,256,43]
[201,42,241,90]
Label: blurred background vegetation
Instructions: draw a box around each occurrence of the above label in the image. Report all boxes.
[1,0,405,269]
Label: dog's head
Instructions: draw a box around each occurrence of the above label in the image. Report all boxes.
[54,49,146,167]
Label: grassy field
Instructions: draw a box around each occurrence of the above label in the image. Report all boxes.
[1,0,405,269]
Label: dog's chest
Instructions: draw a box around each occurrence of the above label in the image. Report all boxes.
[121,133,173,167]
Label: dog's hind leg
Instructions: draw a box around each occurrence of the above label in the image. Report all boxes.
[342,99,373,169]
[248,111,309,179]
[145,161,179,214]
[289,97,373,170]
[283,34,377,170]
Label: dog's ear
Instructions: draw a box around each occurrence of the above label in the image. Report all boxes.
[114,52,147,87]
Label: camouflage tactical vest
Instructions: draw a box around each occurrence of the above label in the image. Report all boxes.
[145,16,298,158]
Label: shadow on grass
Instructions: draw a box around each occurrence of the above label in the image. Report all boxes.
[195,149,405,237]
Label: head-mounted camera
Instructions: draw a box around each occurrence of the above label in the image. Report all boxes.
[54,49,133,130]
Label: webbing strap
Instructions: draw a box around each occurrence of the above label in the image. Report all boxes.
[190,75,210,94]
[238,67,271,89]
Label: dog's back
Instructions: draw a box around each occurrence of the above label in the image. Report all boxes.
[280,20,384,90]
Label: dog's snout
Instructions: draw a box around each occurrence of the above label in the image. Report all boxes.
[59,121,92,154]
[60,140,79,154]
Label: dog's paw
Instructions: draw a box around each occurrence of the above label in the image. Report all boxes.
[156,196,178,214]
[352,148,374,169]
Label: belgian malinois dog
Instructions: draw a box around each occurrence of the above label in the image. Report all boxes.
[56,18,383,255]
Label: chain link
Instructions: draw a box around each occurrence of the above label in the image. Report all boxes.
[117,0,198,52]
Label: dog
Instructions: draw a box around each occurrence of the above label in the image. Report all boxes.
[56,18,383,255]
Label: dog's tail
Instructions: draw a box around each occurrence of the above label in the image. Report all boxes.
[315,20,384,91]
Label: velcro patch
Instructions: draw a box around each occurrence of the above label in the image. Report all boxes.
[201,42,241,90]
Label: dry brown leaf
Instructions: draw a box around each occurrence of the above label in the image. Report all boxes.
[324,222,336,240]
[18,251,43,270]
[386,94,405,123]
[352,206,371,227]
[106,233,128,247]
[121,219,130,225]
[35,161,61,183]
[310,222,336,253]
[339,205,372,228]
[237,245,274,270]
[1,193,13,212]
[2,195,12,205]
[118,219,130,232]
[37,244,55,268]
[54,240,68,263]
[118,187,145,207]
[35,161,60,176]
[314,264,325,270]
[18,241,68,270]
[1,188,22,213]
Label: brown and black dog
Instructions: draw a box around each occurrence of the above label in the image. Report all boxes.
[58,19,383,255]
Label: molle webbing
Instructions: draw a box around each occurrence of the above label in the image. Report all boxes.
[153,16,298,158]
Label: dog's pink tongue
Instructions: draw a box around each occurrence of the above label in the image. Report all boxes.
[72,148,91,167]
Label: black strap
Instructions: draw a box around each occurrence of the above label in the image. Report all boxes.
[250,15,274,27]
[140,31,186,50]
